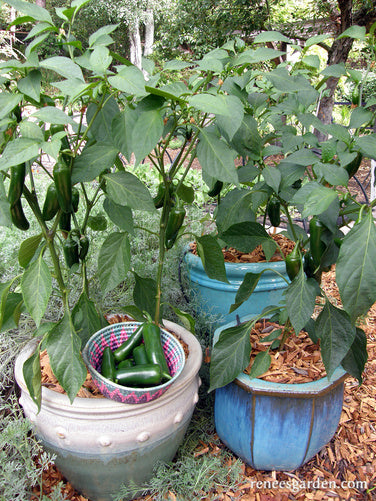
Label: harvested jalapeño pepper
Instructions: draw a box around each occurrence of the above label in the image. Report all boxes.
[113,324,144,363]
[115,364,162,387]
[133,344,148,366]
[101,346,116,381]
[142,322,171,380]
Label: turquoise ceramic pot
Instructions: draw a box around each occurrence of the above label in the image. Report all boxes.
[183,246,289,326]
[213,318,347,471]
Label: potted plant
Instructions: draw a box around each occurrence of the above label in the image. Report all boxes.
[208,26,376,470]
[0,1,208,499]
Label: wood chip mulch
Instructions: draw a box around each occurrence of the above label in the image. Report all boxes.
[32,274,376,501]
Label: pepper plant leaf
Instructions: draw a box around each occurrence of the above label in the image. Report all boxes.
[197,128,238,184]
[341,327,368,384]
[316,300,356,379]
[104,171,156,212]
[72,142,119,183]
[285,267,319,335]
[72,291,105,347]
[220,221,276,259]
[336,211,376,321]
[209,320,253,392]
[46,312,87,403]
[21,254,52,327]
[97,232,131,294]
[248,349,271,379]
[230,271,262,313]
[133,272,157,320]
[196,235,228,283]
[23,345,42,411]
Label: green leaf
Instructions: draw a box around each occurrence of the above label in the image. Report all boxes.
[169,304,195,333]
[0,93,22,120]
[18,234,42,268]
[0,191,11,227]
[17,70,41,102]
[197,129,238,184]
[145,85,186,103]
[72,292,103,347]
[286,149,319,166]
[248,350,271,379]
[215,189,255,233]
[97,232,131,294]
[285,268,319,335]
[40,56,84,81]
[337,25,366,41]
[111,108,138,162]
[254,31,290,44]
[20,121,44,141]
[31,106,76,126]
[46,312,87,403]
[316,300,356,379]
[263,165,281,193]
[133,272,157,319]
[21,255,52,327]
[313,163,349,186]
[108,66,146,96]
[324,124,351,144]
[176,183,194,204]
[341,327,367,384]
[103,197,134,234]
[89,24,119,47]
[0,292,23,332]
[53,78,94,100]
[234,48,285,66]
[189,93,243,123]
[229,114,262,159]
[336,211,376,321]
[230,272,262,313]
[348,107,373,129]
[87,214,107,231]
[71,142,119,183]
[132,109,164,165]
[196,235,228,283]
[163,60,191,71]
[305,34,331,48]
[86,96,120,143]
[0,138,39,171]
[104,171,156,212]
[354,134,376,159]
[220,222,275,256]
[5,0,53,23]
[23,345,42,411]
[302,55,321,70]
[320,63,347,78]
[301,185,338,218]
[209,321,252,391]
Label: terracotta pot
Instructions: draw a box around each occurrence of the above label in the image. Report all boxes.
[15,320,202,501]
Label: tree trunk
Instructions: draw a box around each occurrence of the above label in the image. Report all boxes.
[129,20,142,70]
[143,8,154,57]
[315,0,376,141]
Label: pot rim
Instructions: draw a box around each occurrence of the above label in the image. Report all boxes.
[15,319,202,415]
[214,316,348,398]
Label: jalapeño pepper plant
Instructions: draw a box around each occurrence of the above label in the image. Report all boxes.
[207,25,376,392]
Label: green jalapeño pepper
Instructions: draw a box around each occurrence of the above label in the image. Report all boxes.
[153,183,166,209]
[72,186,79,213]
[10,199,29,231]
[59,211,71,238]
[309,216,326,269]
[53,158,72,213]
[142,322,171,380]
[285,242,301,281]
[113,324,144,363]
[207,180,223,197]
[267,196,281,227]
[133,344,148,366]
[117,358,134,370]
[8,163,25,207]
[115,364,162,387]
[79,235,89,261]
[63,231,79,268]
[165,199,186,249]
[42,183,60,221]
[345,152,362,179]
[101,346,116,381]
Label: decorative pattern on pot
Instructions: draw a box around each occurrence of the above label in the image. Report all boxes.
[183,246,289,325]
[82,322,185,404]
[213,321,348,471]
[15,321,203,501]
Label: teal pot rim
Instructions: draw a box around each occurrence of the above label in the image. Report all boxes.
[214,315,348,399]
[183,244,287,286]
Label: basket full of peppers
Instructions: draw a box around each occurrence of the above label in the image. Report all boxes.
[82,320,186,404]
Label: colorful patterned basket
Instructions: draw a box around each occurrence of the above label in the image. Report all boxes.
[82,322,185,404]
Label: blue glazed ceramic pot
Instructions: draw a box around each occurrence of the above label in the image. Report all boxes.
[213,319,348,471]
[183,246,289,326]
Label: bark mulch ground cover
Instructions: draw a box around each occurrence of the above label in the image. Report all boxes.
[32,269,376,501]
